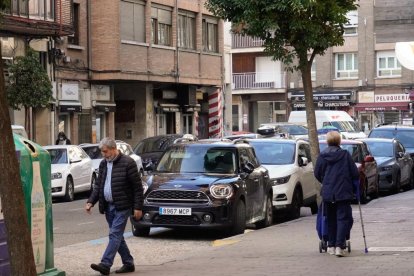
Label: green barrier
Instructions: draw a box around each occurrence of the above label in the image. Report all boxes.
[14,134,65,276]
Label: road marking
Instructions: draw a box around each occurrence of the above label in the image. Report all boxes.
[212,239,240,247]
[78,221,95,226]
[369,247,414,252]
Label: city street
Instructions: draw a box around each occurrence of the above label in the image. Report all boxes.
[53,190,414,276]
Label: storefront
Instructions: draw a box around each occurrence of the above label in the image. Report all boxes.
[91,84,116,143]
[355,91,412,133]
[289,90,355,112]
[57,82,82,144]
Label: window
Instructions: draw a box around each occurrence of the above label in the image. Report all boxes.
[178,11,195,49]
[232,105,239,131]
[121,0,145,42]
[10,0,54,20]
[29,0,45,19]
[377,51,401,77]
[68,3,80,45]
[335,53,358,79]
[344,10,358,35]
[202,17,218,52]
[151,5,172,46]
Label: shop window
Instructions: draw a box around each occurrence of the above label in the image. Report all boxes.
[202,17,218,53]
[121,0,145,42]
[178,11,195,49]
[151,5,172,46]
[377,51,401,77]
[335,53,358,79]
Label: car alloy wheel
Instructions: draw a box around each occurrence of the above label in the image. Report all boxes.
[255,195,273,229]
[64,177,75,202]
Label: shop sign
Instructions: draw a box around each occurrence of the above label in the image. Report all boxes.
[293,103,306,108]
[61,83,79,101]
[358,91,375,103]
[317,101,350,108]
[291,94,351,102]
[375,94,410,102]
[92,85,111,101]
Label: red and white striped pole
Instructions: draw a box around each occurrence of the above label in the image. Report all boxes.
[208,88,223,138]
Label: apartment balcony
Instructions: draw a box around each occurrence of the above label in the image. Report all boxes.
[0,0,73,37]
[232,72,286,90]
[232,34,264,49]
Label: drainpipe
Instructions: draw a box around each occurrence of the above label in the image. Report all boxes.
[175,0,179,83]
[87,0,92,80]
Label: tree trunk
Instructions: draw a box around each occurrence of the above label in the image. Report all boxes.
[0,40,37,276]
[301,64,320,165]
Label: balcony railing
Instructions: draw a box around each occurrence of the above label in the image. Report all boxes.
[0,0,73,37]
[232,72,286,90]
[232,34,264,49]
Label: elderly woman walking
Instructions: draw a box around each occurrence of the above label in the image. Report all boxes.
[314,131,359,257]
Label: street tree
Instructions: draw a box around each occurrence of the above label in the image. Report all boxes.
[0,1,37,275]
[7,47,53,139]
[206,0,358,162]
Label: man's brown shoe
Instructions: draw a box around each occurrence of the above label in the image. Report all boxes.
[90,263,110,275]
[115,264,135,274]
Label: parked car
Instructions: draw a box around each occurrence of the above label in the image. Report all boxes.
[131,140,273,237]
[80,140,144,177]
[224,133,264,140]
[133,134,197,171]
[43,145,95,201]
[359,138,413,193]
[368,125,414,158]
[247,139,320,219]
[258,122,309,139]
[319,139,379,203]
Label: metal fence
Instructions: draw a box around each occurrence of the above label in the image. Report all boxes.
[232,34,264,48]
[232,72,286,89]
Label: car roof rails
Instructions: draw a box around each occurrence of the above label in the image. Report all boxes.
[232,138,250,145]
[173,137,195,144]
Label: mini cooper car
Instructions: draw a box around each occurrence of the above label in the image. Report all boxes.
[131,140,273,237]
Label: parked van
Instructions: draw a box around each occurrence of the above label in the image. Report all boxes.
[288,110,366,139]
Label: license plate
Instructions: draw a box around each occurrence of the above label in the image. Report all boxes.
[159,207,192,216]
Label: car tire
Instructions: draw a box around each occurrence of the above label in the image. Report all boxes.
[255,194,273,229]
[289,188,302,219]
[405,170,414,191]
[310,201,318,215]
[230,199,246,236]
[90,174,96,194]
[394,172,401,194]
[64,177,75,202]
[132,224,150,237]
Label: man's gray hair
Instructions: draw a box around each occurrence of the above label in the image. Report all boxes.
[99,137,117,149]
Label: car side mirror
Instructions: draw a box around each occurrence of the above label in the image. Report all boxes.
[364,155,375,162]
[299,156,308,167]
[70,157,82,163]
[242,162,255,174]
[397,152,404,158]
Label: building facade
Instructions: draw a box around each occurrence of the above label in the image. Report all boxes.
[52,0,224,147]
[288,0,414,133]
[224,23,287,133]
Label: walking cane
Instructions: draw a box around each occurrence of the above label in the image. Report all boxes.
[355,179,368,253]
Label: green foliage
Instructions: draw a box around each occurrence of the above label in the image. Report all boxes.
[0,0,9,10]
[206,0,358,70]
[7,48,53,110]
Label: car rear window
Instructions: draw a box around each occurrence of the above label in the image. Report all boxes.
[369,129,414,148]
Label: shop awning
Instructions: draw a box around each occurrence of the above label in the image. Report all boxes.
[93,101,116,112]
[354,102,409,111]
[59,101,82,113]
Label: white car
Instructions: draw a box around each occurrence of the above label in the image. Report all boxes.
[248,139,320,219]
[43,145,96,202]
[80,141,144,177]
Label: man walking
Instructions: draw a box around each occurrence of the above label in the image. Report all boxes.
[85,137,143,274]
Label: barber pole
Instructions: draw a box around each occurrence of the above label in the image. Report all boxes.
[208,88,223,138]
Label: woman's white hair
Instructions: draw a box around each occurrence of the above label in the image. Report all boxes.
[99,137,117,149]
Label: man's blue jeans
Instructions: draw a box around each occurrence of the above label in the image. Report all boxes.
[101,204,134,268]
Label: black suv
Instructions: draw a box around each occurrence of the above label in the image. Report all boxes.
[368,125,414,158]
[131,140,273,237]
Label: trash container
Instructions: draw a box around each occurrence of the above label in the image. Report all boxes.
[0,134,65,276]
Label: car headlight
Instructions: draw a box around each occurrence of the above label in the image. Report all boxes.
[270,175,291,185]
[51,172,62,180]
[210,184,234,199]
[381,165,393,172]
[142,181,149,194]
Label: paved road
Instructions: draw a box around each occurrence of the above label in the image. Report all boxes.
[53,190,414,275]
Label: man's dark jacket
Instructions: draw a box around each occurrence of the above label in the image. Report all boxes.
[314,146,359,202]
[87,153,143,214]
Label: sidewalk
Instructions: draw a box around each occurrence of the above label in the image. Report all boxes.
[56,190,414,276]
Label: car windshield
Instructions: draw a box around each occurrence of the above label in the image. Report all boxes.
[157,146,237,174]
[134,136,178,154]
[319,143,362,163]
[82,146,102,159]
[279,125,308,135]
[365,142,393,157]
[328,121,361,132]
[47,149,68,164]
[250,142,295,165]
[369,129,414,148]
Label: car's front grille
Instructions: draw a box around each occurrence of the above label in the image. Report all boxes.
[153,214,201,225]
[146,190,210,204]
